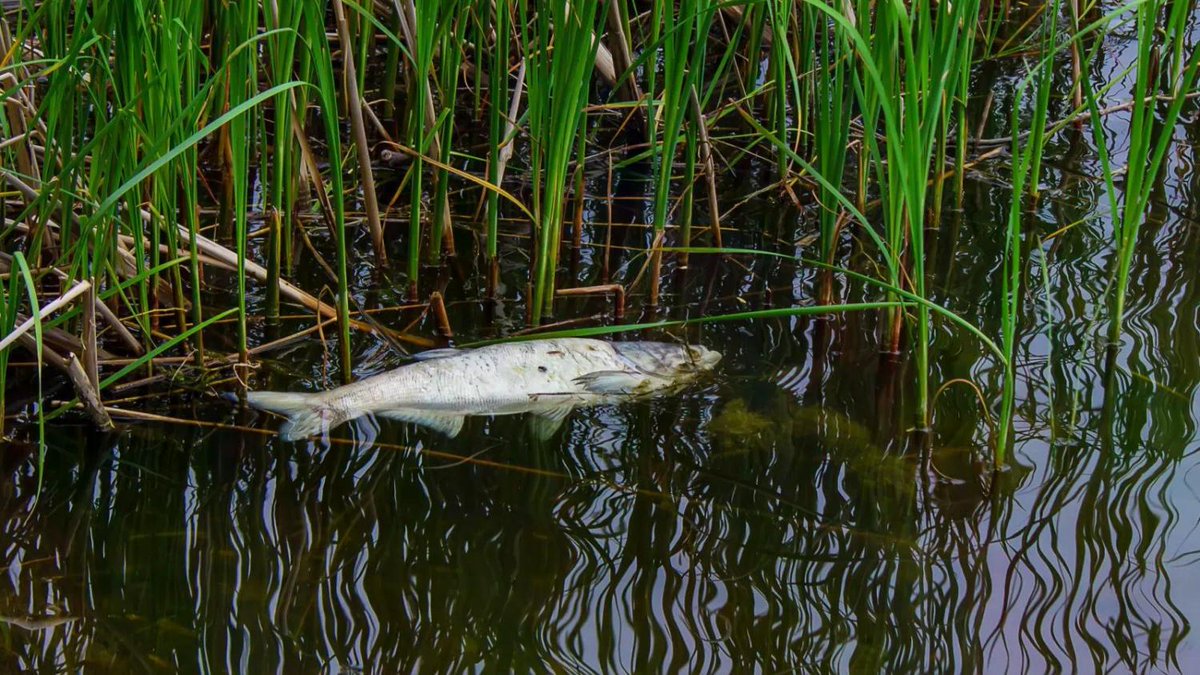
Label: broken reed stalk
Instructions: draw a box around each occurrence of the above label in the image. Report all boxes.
[0,280,91,352]
[429,291,454,338]
[81,282,100,396]
[66,353,112,428]
[556,284,626,322]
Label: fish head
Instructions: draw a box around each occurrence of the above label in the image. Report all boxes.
[613,341,722,380]
[682,344,723,371]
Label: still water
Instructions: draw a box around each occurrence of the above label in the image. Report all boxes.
[4,33,1200,675]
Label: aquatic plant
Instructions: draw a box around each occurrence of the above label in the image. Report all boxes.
[1085,0,1200,346]
[483,0,516,298]
[402,0,465,291]
[648,0,716,306]
[0,0,1196,473]
[996,0,1063,464]
[850,0,982,428]
[521,0,602,325]
[811,6,852,303]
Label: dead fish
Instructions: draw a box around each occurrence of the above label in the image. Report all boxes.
[0,612,76,631]
[238,338,721,440]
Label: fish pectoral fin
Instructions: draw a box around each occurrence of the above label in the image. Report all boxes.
[529,405,574,440]
[410,347,465,362]
[377,409,466,437]
[572,370,644,394]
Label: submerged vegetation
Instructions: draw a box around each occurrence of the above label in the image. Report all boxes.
[0,0,1198,471]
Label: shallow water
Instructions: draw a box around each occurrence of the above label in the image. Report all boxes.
[4,18,1200,675]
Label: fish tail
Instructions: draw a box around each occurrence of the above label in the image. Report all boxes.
[244,391,332,441]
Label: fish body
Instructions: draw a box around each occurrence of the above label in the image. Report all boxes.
[0,613,76,631]
[243,338,720,440]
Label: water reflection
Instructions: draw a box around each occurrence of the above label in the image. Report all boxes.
[4,296,1200,671]
[6,227,1200,671]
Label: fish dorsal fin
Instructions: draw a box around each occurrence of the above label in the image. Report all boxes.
[529,405,574,440]
[376,409,465,437]
[573,370,644,394]
[411,347,465,362]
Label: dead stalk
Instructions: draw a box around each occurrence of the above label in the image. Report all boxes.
[0,279,91,352]
[689,85,723,248]
[556,284,626,321]
[429,291,454,338]
[66,354,113,429]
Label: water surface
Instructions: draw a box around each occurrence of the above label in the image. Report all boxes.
[4,14,1200,675]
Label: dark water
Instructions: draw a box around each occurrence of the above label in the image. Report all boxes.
[4,25,1200,675]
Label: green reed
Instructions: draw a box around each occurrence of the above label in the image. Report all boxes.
[177,0,205,355]
[1091,0,1200,346]
[403,0,462,293]
[8,254,44,486]
[953,6,981,201]
[812,8,851,299]
[644,0,663,154]
[828,0,980,427]
[485,0,511,293]
[738,2,765,101]
[3,0,350,378]
[31,1,195,361]
[521,0,601,325]
[225,0,259,364]
[766,0,800,177]
[996,0,1063,464]
[679,112,698,269]
[381,6,403,123]
[168,3,201,354]
[649,0,716,305]
[430,5,467,264]
[652,0,713,231]
[303,0,353,377]
[405,0,434,295]
[0,1,337,439]
[0,262,17,439]
[1025,2,1061,199]
[264,0,308,320]
[665,246,1006,363]
[474,300,912,347]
